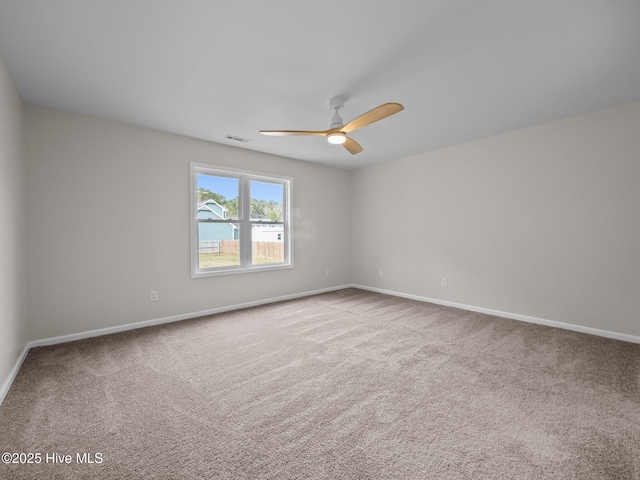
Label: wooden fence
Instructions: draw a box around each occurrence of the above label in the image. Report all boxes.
[201,240,283,261]
[199,240,221,254]
[220,240,239,255]
[252,241,284,261]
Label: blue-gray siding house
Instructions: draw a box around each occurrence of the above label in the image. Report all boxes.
[197,199,238,242]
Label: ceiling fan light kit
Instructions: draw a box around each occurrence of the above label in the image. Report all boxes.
[327,132,347,144]
[259,97,403,155]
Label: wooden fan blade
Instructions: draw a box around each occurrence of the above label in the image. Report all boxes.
[342,137,363,155]
[341,103,404,133]
[259,129,329,136]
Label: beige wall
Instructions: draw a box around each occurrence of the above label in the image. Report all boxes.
[25,106,351,340]
[0,56,27,386]
[16,99,640,347]
[351,102,640,337]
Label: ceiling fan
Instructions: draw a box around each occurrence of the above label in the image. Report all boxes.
[259,97,404,155]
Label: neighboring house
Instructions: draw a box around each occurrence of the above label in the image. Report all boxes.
[197,199,238,243]
[251,223,284,243]
[197,198,283,245]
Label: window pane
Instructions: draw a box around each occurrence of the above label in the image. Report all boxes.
[196,174,240,268]
[198,227,240,268]
[197,174,239,220]
[252,224,284,264]
[250,180,283,221]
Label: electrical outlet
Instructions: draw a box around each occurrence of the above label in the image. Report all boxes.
[379,269,384,277]
[150,290,158,302]
[441,278,448,287]
[326,269,331,277]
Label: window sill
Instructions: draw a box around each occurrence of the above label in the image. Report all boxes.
[191,262,293,279]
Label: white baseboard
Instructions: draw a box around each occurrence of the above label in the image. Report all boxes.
[3,282,638,406]
[0,344,30,406]
[29,284,352,348]
[0,284,350,405]
[351,284,640,345]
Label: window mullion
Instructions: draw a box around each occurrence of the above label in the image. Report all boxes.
[239,175,252,267]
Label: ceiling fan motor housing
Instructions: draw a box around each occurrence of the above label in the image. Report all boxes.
[329,97,344,128]
[330,112,344,129]
[329,96,345,128]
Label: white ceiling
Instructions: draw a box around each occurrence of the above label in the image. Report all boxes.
[1,0,639,170]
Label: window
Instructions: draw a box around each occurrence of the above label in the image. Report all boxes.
[191,162,292,277]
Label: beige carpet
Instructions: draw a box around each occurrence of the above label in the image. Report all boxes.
[1,288,639,479]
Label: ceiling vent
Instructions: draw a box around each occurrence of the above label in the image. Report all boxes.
[224,134,252,143]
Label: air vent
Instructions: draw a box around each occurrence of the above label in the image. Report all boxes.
[224,134,252,143]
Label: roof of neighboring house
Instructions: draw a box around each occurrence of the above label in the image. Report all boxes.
[197,199,228,219]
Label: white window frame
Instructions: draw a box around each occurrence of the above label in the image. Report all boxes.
[190,162,293,278]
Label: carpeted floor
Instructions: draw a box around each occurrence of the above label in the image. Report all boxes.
[1,288,639,479]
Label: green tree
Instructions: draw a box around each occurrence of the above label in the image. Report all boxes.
[225,197,239,218]
[266,201,282,221]
[199,188,279,220]
[197,187,225,204]
[250,199,282,221]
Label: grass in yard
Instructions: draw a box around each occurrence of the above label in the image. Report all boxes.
[199,253,239,268]
[199,253,283,268]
